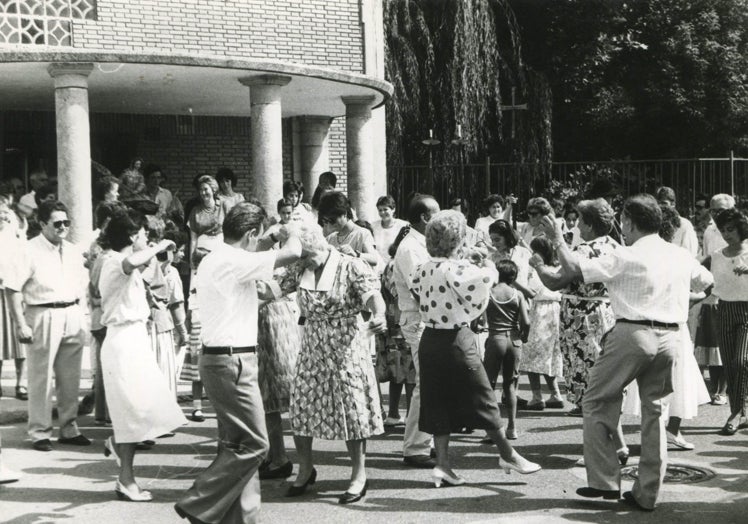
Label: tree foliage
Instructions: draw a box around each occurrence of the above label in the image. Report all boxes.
[384,0,553,170]
[511,0,748,160]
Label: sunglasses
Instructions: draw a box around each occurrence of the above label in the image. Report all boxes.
[709,208,725,216]
[52,219,71,229]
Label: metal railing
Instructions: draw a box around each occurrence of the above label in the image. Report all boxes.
[387,156,748,216]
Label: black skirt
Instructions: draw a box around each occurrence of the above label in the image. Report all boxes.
[419,326,503,435]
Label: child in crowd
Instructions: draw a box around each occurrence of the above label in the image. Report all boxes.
[483,260,530,440]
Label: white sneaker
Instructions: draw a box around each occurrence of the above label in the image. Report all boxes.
[666,431,695,450]
[383,416,405,427]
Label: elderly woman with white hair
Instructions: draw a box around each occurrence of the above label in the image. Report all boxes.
[276,224,386,504]
[411,210,541,487]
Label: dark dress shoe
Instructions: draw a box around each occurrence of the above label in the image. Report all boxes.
[15,386,28,400]
[58,435,91,446]
[338,480,368,504]
[78,394,95,415]
[285,468,317,497]
[403,455,436,468]
[190,409,206,422]
[33,439,53,452]
[622,491,654,511]
[259,461,293,480]
[175,504,210,524]
[576,487,620,499]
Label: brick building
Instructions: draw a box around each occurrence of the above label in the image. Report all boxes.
[0,0,392,241]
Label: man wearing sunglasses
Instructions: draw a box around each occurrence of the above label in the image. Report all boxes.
[703,194,735,259]
[6,200,89,452]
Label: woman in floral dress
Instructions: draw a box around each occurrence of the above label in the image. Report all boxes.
[280,226,386,504]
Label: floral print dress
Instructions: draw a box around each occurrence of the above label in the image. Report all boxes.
[560,236,618,406]
[282,250,384,441]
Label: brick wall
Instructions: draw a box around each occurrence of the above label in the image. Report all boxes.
[73,0,365,73]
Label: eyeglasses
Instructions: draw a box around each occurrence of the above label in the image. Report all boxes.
[709,208,726,216]
[52,219,71,229]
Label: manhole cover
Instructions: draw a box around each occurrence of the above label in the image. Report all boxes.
[621,463,715,484]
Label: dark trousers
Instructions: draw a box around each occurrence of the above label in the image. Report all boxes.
[718,301,748,415]
[177,353,269,524]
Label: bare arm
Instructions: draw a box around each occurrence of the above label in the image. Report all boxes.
[123,240,175,274]
[365,292,387,334]
[8,290,32,343]
[541,216,583,282]
[530,253,576,291]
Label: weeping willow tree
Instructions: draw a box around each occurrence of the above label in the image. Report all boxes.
[385,0,552,203]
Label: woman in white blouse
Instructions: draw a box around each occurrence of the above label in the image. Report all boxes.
[710,209,748,435]
[99,209,186,501]
[410,210,540,488]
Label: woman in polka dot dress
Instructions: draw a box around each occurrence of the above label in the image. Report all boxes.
[411,210,540,487]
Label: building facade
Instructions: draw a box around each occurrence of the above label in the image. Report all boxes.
[0,0,391,241]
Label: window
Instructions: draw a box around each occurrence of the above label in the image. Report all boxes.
[0,0,97,46]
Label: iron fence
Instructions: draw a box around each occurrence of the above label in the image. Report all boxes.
[387,157,748,217]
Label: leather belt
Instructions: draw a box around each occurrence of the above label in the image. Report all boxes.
[29,299,80,309]
[202,345,256,355]
[617,319,678,329]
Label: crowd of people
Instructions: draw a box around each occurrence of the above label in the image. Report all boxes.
[0,161,747,521]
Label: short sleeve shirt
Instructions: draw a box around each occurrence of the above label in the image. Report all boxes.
[196,243,276,347]
[99,252,151,326]
[410,257,498,329]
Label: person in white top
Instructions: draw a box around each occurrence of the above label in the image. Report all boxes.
[709,209,748,436]
[474,194,513,238]
[697,194,734,405]
[143,164,174,218]
[540,194,713,511]
[656,187,698,257]
[393,194,440,468]
[6,201,90,452]
[176,202,302,524]
[371,195,408,265]
[98,209,186,501]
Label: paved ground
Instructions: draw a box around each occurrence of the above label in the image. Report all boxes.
[2,367,748,524]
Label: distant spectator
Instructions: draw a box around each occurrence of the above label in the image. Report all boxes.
[215,167,245,214]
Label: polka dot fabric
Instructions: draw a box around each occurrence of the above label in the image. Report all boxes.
[410,257,498,329]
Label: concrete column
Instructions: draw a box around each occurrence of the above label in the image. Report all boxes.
[239,74,291,215]
[342,95,376,222]
[48,63,94,244]
[297,115,332,200]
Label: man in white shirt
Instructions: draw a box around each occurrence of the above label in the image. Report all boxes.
[393,195,440,468]
[7,201,89,452]
[702,193,734,258]
[176,202,302,524]
[656,187,698,257]
[540,194,713,511]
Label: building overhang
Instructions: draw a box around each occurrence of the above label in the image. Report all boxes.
[0,50,393,117]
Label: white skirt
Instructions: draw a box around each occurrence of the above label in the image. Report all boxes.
[102,321,187,443]
[622,325,710,419]
[150,326,177,398]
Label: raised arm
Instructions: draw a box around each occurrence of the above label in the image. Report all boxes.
[123,239,175,274]
[540,216,583,282]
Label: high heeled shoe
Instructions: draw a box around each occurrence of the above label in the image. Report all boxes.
[114,480,152,502]
[432,466,466,488]
[285,468,317,497]
[338,480,368,504]
[104,437,121,467]
[499,455,541,475]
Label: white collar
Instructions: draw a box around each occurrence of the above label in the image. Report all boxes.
[300,249,341,292]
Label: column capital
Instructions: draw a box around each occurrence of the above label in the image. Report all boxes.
[48,63,94,89]
[297,115,333,125]
[239,74,292,88]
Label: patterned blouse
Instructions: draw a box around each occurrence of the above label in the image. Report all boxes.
[566,235,619,298]
[410,257,498,329]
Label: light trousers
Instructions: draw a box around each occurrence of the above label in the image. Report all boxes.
[177,352,269,524]
[582,322,678,510]
[401,311,432,457]
[25,305,84,442]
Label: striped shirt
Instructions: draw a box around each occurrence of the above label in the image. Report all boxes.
[579,234,713,324]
